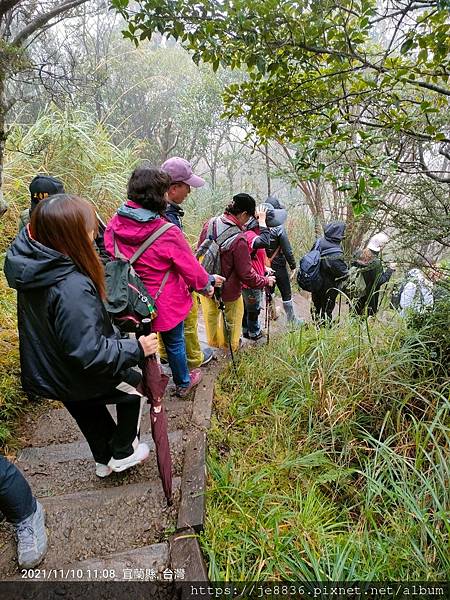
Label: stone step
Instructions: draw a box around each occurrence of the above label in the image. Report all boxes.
[29,399,192,447]
[19,429,185,465]
[18,430,186,497]
[60,542,170,580]
[0,480,180,579]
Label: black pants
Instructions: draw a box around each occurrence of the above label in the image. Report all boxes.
[312,287,340,322]
[274,263,292,302]
[0,454,36,524]
[64,394,141,465]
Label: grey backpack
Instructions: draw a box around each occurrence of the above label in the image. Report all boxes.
[196,218,241,275]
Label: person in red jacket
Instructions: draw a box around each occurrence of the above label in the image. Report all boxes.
[105,166,222,397]
[242,205,271,340]
[198,193,275,352]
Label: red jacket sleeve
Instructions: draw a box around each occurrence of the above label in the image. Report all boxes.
[233,235,268,289]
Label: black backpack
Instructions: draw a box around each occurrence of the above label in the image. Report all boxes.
[104,222,174,332]
[297,241,322,292]
[297,242,338,293]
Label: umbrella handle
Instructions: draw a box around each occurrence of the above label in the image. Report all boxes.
[141,317,157,361]
[142,318,152,336]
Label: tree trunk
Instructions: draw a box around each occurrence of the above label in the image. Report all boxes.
[265,142,271,197]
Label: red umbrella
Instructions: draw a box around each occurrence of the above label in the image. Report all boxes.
[141,318,173,505]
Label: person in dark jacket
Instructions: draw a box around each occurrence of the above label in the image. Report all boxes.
[352,233,394,316]
[265,196,301,324]
[4,194,158,477]
[311,221,348,322]
[18,175,64,231]
[0,455,47,569]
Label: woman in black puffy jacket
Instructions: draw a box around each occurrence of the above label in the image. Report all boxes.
[265,196,301,324]
[4,194,157,478]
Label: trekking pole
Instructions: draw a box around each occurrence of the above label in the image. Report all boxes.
[214,287,237,374]
[265,286,272,344]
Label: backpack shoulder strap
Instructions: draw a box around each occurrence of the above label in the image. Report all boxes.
[129,222,174,265]
[216,223,240,247]
[208,218,217,239]
[110,230,124,260]
[268,246,281,266]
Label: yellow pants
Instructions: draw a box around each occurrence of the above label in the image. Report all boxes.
[200,295,244,353]
[158,294,204,370]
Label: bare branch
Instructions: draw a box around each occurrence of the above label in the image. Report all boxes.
[12,0,90,47]
[418,144,450,183]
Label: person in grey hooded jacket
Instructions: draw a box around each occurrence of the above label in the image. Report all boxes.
[311,221,348,321]
[265,196,301,324]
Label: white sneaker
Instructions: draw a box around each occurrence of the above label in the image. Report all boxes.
[95,463,112,478]
[107,443,150,473]
[14,501,48,569]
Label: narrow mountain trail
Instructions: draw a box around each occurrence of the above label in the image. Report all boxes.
[0,291,312,582]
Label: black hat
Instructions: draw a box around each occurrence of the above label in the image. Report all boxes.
[232,193,256,216]
[29,175,64,202]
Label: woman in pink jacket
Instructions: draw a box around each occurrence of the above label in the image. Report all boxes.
[105,166,216,397]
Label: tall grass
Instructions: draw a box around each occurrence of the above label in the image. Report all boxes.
[0,273,29,451]
[1,106,142,252]
[202,317,449,580]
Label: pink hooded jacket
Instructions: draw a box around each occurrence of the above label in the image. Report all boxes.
[105,201,210,332]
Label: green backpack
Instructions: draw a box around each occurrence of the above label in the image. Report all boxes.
[104,222,174,333]
[345,265,367,299]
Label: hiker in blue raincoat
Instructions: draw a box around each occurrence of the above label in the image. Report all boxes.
[311,222,348,321]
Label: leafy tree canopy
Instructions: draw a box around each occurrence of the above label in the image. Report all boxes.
[111,0,450,151]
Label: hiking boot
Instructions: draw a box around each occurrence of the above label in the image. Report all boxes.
[108,443,149,473]
[95,463,112,478]
[200,347,214,366]
[176,369,202,398]
[14,501,48,569]
[248,331,264,341]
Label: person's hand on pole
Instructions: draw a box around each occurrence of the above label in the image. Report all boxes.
[266,275,276,287]
[256,204,268,227]
[212,275,226,287]
[205,274,226,298]
[289,267,297,282]
[138,332,159,357]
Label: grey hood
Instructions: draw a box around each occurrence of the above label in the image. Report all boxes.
[117,203,160,223]
[265,196,284,210]
[324,221,346,243]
